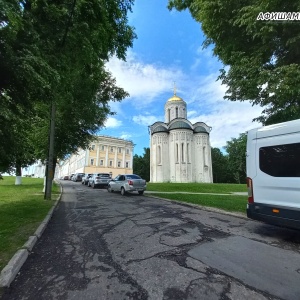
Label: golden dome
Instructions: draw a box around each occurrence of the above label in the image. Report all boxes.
[168,94,183,102]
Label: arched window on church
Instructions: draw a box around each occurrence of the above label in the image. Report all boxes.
[203,146,207,167]
[157,145,161,165]
[181,143,185,162]
[168,109,171,123]
[187,143,190,163]
[176,144,179,163]
[176,107,178,118]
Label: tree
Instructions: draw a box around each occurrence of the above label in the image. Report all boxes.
[211,147,232,183]
[133,148,150,182]
[0,0,136,179]
[224,133,247,184]
[168,0,300,124]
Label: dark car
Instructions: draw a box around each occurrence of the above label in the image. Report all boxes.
[88,173,111,188]
[73,173,85,182]
[82,173,92,185]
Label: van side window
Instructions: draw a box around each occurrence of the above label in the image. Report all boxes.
[259,143,300,177]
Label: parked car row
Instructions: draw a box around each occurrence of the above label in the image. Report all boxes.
[61,172,147,195]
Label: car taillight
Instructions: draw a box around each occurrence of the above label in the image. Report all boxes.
[246,177,254,203]
[128,180,133,185]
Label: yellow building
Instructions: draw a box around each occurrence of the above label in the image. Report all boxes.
[59,135,134,178]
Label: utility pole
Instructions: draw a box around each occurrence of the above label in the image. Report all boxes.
[44,101,56,200]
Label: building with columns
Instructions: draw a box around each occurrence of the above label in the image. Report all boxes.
[58,135,134,178]
[149,92,213,183]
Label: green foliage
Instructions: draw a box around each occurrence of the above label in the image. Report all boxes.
[211,147,232,183]
[224,133,247,184]
[133,147,150,181]
[0,0,136,172]
[168,0,300,125]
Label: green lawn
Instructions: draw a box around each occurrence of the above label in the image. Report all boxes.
[0,176,59,271]
[146,182,248,214]
[146,182,247,193]
[148,193,247,214]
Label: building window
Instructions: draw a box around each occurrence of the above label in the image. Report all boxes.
[100,160,104,166]
[117,161,121,167]
[125,162,129,168]
[109,160,113,167]
[181,143,185,162]
[91,145,95,151]
[176,107,178,118]
[91,158,94,166]
[118,147,122,153]
[157,145,161,165]
[110,147,114,153]
[168,109,171,122]
[101,145,105,151]
[126,149,130,155]
[176,144,179,163]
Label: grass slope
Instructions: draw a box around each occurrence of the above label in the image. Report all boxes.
[149,193,247,214]
[146,182,247,193]
[147,182,248,214]
[0,177,58,271]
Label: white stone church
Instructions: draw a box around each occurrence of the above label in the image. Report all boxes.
[149,92,213,183]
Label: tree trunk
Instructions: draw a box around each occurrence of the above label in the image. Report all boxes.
[15,160,22,185]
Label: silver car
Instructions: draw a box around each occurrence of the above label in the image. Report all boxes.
[82,173,92,185]
[107,174,147,195]
[88,173,111,188]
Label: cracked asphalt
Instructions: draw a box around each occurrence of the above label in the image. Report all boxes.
[1,180,300,300]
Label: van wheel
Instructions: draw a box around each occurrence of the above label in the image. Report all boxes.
[121,187,126,196]
[138,191,144,195]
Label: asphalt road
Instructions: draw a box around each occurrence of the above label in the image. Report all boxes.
[1,180,300,300]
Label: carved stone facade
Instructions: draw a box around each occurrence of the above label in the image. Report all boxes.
[149,93,213,183]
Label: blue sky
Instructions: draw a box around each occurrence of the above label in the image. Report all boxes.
[101,0,263,156]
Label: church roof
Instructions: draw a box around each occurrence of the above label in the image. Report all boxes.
[152,125,168,133]
[169,120,193,130]
[167,94,184,102]
[194,125,209,134]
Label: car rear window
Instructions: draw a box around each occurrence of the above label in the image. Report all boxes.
[97,174,110,177]
[126,175,141,179]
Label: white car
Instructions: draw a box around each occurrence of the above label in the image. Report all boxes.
[88,173,111,188]
[107,174,147,195]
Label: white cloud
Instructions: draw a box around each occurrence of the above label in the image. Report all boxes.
[106,51,184,106]
[104,117,122,128]
[187,110,197,118]
[132,114,160,126]
[120,133,132,140]
[187,76,263,149]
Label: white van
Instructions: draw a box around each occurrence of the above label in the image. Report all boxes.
[246,119,300,229]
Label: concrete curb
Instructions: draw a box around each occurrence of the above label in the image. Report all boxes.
[145,194,248,220]
[0,180,62,288]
